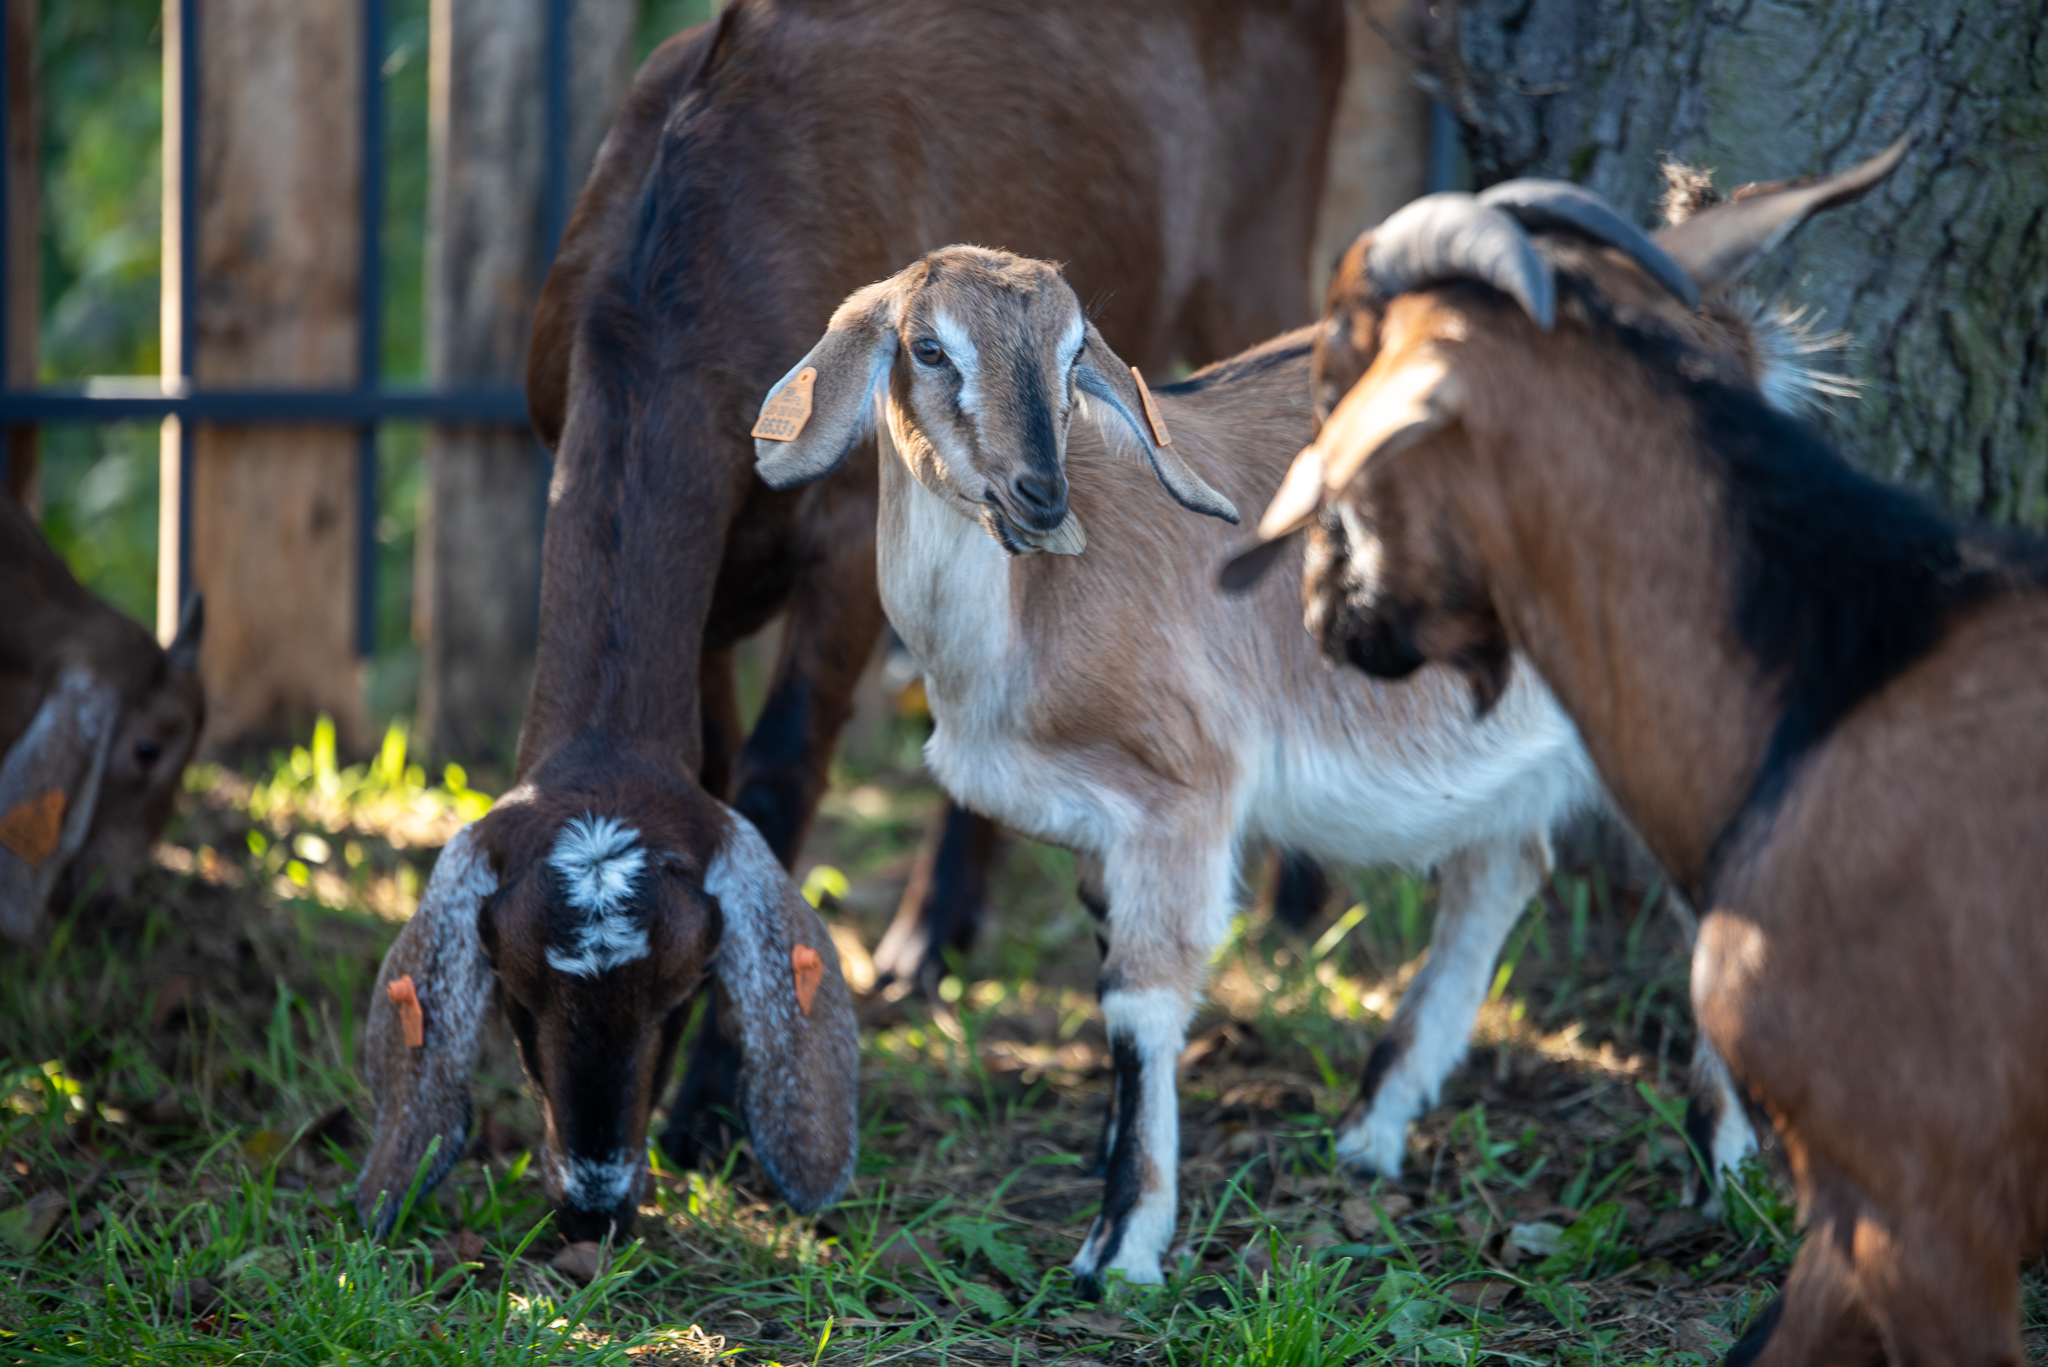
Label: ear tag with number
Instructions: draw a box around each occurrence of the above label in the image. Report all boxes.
[1131,367,1172,447]
[0,789,66,868]
[752,368,817,442]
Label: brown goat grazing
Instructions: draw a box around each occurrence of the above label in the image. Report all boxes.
[358,0,1342,1244]
[0,495,204,940]
[1234,144,2048,1361]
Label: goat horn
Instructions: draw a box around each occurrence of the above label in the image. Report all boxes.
[1653,135,1913,290]
[1477,179,1700,311]
[1367,193,1555,331]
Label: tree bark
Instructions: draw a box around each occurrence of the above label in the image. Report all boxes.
[1441,0,2048,524]
[1312,0,1432,302]
[168,0,369,754]
[4,0,35,509]
[414,0,635,765]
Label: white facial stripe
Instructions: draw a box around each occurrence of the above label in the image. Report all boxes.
[931,311,983,420]
[545,813,650,977]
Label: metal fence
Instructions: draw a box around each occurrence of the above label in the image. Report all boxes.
[0,0,575,655]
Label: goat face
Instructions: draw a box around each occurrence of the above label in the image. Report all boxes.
[356,790,860,1242]
[751,246,1238,540]
[1302,278,1516,711]
[478,813,709,1241]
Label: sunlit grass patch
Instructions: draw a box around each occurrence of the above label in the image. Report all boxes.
[1,732,1949,1365]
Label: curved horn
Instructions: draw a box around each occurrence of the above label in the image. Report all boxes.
[1477,179,1700,311]
[1653,135,1913,290]
[1367,193,1555,330]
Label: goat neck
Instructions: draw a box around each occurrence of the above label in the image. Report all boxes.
[1308,291,1779,893]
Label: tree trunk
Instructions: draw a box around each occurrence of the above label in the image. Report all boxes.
[169,0,369,754]
[1440,0,2048,524]
[1312,0,1432,302]
[4,0,35,509]
[414,0,635,765]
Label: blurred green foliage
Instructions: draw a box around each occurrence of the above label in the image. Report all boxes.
[31,1,711,721]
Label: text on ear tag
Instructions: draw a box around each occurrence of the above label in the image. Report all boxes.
[0,789,66,868]
[751,367,817,442]
[1130,367,1172,446]
[387,974,425,1049]
[791,943,825,1016]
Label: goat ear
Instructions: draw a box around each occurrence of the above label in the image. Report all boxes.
[167,592,203,671]
[1073,323,1239,524]
[1654,135,1911,290]
[753,276,907,489]
[1222,354,1463,591]
[0,670,119,941]
[703,807,859,1214]
[356,822,498,1237]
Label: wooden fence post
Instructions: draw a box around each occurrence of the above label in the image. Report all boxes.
[4,0,35,508]
[162,0,370,755]
[1311,0,1430,303]
[413,0,634,766]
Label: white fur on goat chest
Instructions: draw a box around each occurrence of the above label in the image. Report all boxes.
[877,441,1597,871]
[878,456,1138,855]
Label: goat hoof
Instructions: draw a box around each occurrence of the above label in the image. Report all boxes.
[1071,1270,1103,1302]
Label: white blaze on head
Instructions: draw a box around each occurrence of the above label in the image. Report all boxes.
[545,813,650,977]
[931,311,983,419]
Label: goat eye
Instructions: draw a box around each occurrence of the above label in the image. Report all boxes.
[134,739,163,767]
[912,338,946,367]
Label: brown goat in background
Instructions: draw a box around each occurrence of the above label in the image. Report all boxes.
[0,494,204,941]
[1236,142,2048,1362]
[357,0,1344,1249]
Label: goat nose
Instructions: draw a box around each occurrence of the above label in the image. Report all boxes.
[1011,469,1067,530]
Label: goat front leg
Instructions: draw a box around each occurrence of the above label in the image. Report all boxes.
[1335,832,1549,1178]
[1683,1032,1759,1213]
[1071,832,1234,1296]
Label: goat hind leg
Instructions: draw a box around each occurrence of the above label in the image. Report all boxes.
[871,801,1001,997]
[1334,832,1549,1179]
[1682,1033,1759,1213]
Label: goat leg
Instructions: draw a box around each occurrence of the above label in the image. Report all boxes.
[1333,832,1548,1178]
[871,800,1002,997]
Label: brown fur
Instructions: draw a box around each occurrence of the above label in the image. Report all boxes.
[0,495,203,939]
[1301,198,2045,1360]
[765,247,1612,1287]
[364,0,1342,1240]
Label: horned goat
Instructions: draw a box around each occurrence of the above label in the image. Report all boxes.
[1233,141,2035,1363]
[358,0,1342,1249]
[0,494,204,939]
[750,237,1760,1291]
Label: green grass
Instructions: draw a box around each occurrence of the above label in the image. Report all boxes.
[17,712,2026,1364]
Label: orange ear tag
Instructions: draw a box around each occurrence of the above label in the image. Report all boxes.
[387,975,425,1049]
[1131,367,1172,447]
[751,368,817,442]
[791,944,825,1017]
[0,789,66,868]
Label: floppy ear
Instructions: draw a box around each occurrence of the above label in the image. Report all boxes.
[0,669,119,942]
[703,806,859,1213]
[752,275,910,489]
[1654,135,1911,291]
[1073,322,1239,524]
[1221,354,1464,592]
[356,822,498,1236]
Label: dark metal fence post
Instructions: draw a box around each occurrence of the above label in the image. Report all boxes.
[357,0,387,659]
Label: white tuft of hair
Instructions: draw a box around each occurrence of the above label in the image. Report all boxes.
[1733,289,1861,416]
[546,814,650,977]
